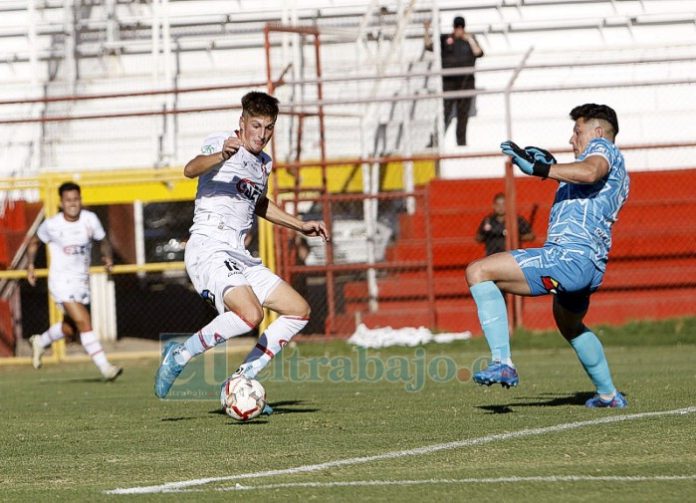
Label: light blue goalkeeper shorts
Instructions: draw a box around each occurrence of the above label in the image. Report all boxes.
[511,244,604,314]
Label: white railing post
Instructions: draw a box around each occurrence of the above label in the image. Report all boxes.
[505,47,534,140]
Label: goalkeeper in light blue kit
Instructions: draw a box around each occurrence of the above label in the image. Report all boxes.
[466,103,629,408]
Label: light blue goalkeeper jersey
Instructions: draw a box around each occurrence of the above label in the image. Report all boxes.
[546,137,629,272]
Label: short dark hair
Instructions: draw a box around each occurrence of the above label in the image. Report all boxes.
[241,91,279,119]
[453,16,465,28]
[493,192,505,202]
[570,103,619,136]
[58,181,81,197]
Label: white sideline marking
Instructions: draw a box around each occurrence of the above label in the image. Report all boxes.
[106,406,696,495]
[219,475,696,492]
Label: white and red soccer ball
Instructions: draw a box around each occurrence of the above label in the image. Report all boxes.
[220,376,266,421]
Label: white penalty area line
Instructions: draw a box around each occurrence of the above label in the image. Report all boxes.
[218,475,696,492]
[106,406,696,495]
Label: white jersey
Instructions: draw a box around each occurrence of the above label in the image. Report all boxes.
[189,131,272,252]
[36,210,106,281]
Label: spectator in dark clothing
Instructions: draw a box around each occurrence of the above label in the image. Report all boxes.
[476,193,535,256]
[424,15,484,146]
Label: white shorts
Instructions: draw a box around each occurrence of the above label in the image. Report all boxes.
[185,233,282,315]
[49,274,90,307]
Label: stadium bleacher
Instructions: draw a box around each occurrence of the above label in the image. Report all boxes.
[338,168,696,332]
[0,0,694,342]
[1,0,695,175]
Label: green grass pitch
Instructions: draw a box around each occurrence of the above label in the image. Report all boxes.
[1,319,695,501]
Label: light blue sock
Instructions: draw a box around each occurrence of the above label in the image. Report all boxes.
[470,281,510,362]
[570,330,616,395]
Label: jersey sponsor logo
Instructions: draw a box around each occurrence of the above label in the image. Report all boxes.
[63,244,89,256]
[224,259,242,277]
[202,144,216,155]
[235,177,263,203]
[541,276,561,294]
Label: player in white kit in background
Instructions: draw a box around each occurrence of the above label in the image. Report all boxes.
[154,91,329,411]
[26,182,122,381]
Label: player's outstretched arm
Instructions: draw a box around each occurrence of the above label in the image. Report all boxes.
[255,197,330,242]
[183,136,242,178]
[546,155,610,184]
[25,235,40,287]
[501,141,609,184]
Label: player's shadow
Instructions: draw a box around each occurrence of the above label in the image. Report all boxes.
[58,377,107,384]
[268,400,320,415]
[477,391,604,413]
[206,409,268,424]
[209,400,319,417]
[161,416,197,422]
[514,391,598,407]
[478,405,515,414]
[227,420,269,426]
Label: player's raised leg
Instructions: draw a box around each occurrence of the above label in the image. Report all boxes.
[553,297,627,408]
[63,302,122,381]
[154,286,259,398]
[466,251,530,388]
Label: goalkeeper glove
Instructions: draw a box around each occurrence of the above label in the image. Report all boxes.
[525,146,556,166]
[500,141,556,178]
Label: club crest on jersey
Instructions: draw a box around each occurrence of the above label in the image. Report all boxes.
[235,176,263,203]
[541,276,561,294]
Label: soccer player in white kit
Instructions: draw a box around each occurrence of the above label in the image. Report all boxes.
[154,91,329,411]
[26,182,122,381]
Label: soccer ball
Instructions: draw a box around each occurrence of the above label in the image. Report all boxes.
[220,376,266,421]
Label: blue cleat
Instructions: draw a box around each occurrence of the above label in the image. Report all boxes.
[585,391,627,409]
[473,361,519,388]
[261,403,273,416]
[154,341,185,398]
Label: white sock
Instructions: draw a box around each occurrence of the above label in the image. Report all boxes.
[238,315,308,379]
[38,323,65,348]
[179,311,255,365]
[80,331,110,372]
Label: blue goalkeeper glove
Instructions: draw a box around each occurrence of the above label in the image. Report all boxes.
[525,146,556,166]
[500,141,556,178]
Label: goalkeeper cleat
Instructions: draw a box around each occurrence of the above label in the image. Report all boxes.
[29,335,45,369]
[261,403,273,416]
[154,341,185,398]
[473,361,519,388]
[585,391,627,409]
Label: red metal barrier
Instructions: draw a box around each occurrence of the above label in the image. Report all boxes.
[275,165,696,336]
